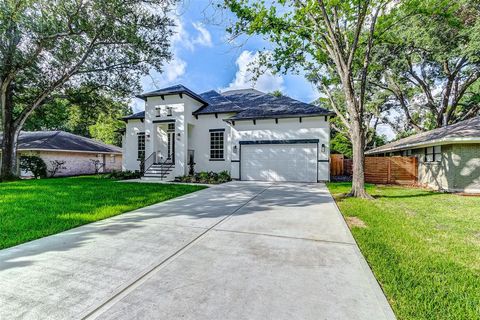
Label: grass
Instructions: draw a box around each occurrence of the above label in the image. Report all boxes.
[0,176,206,250]
[327,182,480,320]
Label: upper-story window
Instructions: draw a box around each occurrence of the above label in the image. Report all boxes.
[425,146,441,162]
[155,106,173,117]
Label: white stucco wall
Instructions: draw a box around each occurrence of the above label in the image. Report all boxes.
[188,113,235,173]
[122,94,330,181]
[123,119,145,171]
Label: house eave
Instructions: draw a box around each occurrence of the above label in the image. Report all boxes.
[136,92,208,106]
[366,137,480,155]
[223,113,334,122]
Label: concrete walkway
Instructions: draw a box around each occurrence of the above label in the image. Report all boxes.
[0,182,395,320]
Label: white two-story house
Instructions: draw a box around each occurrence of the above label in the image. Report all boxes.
[121,85,333,182]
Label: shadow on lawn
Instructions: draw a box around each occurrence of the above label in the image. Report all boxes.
[373,192,440,199]
[0,182,331,272]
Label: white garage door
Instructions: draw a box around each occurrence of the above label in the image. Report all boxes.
[241,143,317,182]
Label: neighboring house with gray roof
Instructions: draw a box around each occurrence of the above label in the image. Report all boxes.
[366,116,480,193]
[0,131,122,177]
[122,85,334,182]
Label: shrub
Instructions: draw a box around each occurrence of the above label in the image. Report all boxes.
[19,156,47,179]
[218,170,231,183]
[104,170,141,180]
[175,170,231,184]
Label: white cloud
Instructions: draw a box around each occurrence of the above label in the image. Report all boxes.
[143,56,187,91]
[223,50,284,93]
[139,15,213,93]
[192,22,213,47]
[170,15,213,51]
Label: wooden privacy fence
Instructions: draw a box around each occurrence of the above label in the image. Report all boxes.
[330,154,353,176]
[330,155,418,185]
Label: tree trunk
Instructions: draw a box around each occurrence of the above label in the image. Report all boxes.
[348,118,372,199]
[0,87,19,181]
[1,125,20,181]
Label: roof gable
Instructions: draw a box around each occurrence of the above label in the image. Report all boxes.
[136,84,208,105]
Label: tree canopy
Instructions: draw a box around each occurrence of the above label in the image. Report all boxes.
[0,0,177,179]
[371,0,480,133]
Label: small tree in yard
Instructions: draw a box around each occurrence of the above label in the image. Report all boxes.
[224,0,399,198]
[48,160,66,177]
[0,0,177,180]
[90,159,104,175]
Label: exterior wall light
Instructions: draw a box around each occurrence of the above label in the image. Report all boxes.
[321,144,326,152]
[233,145,238,153]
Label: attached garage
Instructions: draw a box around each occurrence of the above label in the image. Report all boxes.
[240,140,319,182]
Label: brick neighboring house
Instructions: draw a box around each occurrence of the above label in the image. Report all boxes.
[0,131,122,177]
[366,116,480,193]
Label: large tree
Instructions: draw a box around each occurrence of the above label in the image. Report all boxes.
[224,0,396,197]
[372,0,480,133]
[0,0,176,180]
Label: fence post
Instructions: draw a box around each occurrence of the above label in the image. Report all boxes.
[387,158,392,184]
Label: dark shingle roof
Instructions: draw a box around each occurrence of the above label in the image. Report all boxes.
[194,90,244,114]
[0,131,122,154]
[125,85,334,121]
[122,110,145,121]
[366,116,480,154]
[217,89,333,120]
[136,84,208,105]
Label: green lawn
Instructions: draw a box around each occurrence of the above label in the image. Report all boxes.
[327,182,480,320]
[0,176,206,250]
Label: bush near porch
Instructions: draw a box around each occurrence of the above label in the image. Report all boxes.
[0,176,206,249]
[175,170,231,184]
[327,182,480,320]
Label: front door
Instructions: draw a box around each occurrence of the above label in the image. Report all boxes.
[167,123,175,164]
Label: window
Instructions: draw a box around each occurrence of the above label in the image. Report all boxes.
[210,131,224,159]
[110,155,116,163]
[425,146,441,162]
[167,123,175,132]
[166,106,173,116]
[155,107,161,117]
[137,132,145,160]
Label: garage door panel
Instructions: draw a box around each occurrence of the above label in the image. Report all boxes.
[241,144,317,182]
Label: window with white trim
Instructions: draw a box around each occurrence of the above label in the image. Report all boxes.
[425,146,441,162]
[155,107,161,117]
[137,132,145,160]
[210,131,224,159]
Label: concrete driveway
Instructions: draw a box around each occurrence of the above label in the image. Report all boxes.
[0,182,395,320]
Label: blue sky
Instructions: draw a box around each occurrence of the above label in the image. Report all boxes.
[134,1,320,111]
[134,0,394,139]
